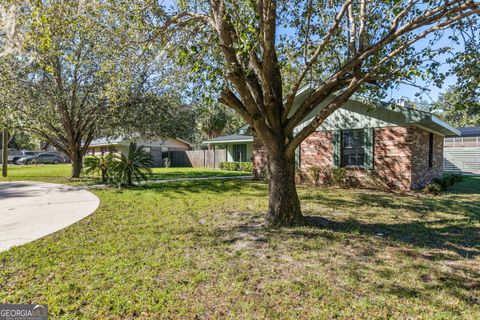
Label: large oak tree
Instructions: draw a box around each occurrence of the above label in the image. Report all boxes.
[152,0,479,226]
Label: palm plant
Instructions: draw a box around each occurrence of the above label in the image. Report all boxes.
[109,143,153,186]
[83,154,114,183]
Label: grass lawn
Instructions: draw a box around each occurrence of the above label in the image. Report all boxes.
[0,164,251,185]
[0,170,479,319]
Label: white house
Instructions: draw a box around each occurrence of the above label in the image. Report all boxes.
[88,136,191,167]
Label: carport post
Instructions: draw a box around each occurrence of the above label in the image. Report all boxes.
[2,129,8,177]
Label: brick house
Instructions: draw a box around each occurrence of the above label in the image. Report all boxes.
[205,88,460,190]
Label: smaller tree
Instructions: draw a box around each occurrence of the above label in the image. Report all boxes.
[8,132,38,150]
[197,102,244,142]
[434,85,480,127]
[0,1,193,178]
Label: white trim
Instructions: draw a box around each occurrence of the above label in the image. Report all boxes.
[89,142,123,147]
[431,115,461,136]
[175,138,193,146]
[203,139,254,144]
[413,124,446,137]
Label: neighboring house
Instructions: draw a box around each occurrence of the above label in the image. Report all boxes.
[444,127,480,175]
[88,137,191,167]
[204,87,459,190]
[202,134,254,162]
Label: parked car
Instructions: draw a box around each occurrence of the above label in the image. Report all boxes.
[8,150,39,164]
[17,153,64,165]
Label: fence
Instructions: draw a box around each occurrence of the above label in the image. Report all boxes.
[168,149,227,169]
[443,147,480,174]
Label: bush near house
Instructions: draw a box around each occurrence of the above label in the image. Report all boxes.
[423,174,464,195]
[305,166,398,190]
[219,161,254,172]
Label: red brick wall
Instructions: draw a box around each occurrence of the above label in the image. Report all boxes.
[252,125,445,190]
[252,138,267,177]
[300,131,333,170]
[374,127,412,190]
[410,128,444,189]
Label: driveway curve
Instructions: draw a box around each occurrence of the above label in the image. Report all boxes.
[0,181,100,252]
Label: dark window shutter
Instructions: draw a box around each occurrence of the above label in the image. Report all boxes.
[364,128,374,169]
[333,131,341,168]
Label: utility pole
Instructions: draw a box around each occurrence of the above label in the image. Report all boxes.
[2,129,8,177]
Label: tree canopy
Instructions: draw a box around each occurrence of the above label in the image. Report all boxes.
[435,85,480,127]
[434,19,479,128]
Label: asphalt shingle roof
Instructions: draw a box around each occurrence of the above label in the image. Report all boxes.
[457,127,480,137]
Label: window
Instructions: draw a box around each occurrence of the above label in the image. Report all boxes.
[428,132,433,168]
[341,129,365,167]
[143,146,151,155]
[233,144,247,162]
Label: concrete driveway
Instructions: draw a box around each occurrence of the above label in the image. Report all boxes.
[0,181,99,252]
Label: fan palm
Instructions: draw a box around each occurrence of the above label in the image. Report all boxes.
[109,143,153,186]
[83,154,114,183]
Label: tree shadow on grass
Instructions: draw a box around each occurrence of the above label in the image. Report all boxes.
[298,215,480,259]
[132,179,268,198]
[300,190,480,222]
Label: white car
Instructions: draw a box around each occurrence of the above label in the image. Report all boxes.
[8,150,39,164]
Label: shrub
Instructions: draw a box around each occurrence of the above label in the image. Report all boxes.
[318,167,334,186]
[238,162,254,172]
[164,157,171,168]
[83,154,114,183]
[304,167,359,188]
[331,168,348,186]
[423,174,463,195]
[344,174,361,188]
[219,161,253,172]
[109,143,153,187]
[443,173,463,187]
[220,162,238,171]
[423,181,443,195]
[308,165,322,185]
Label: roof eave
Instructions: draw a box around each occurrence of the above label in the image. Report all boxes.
[203,138,254,144]
[431,115,461,136]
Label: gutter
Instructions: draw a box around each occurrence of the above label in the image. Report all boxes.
[431,115,461,136]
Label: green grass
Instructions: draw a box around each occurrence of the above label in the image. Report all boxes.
[0,169,479,318]
[150,167,252,180]
[0,164,251,185]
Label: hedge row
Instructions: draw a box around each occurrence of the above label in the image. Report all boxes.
[219,161,254,172]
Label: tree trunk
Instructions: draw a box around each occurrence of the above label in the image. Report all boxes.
[2,129,8,178]
[265,150,303,226]
[70,150,83,178]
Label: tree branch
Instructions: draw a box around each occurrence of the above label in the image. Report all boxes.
[283,0,352,122]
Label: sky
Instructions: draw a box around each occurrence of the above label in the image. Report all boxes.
[388,32,460,103]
